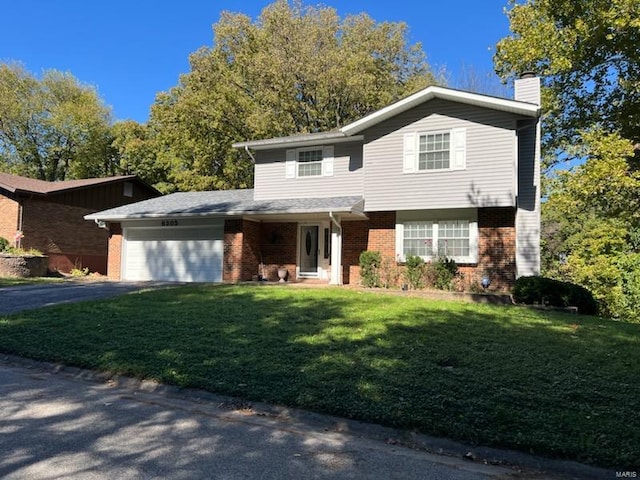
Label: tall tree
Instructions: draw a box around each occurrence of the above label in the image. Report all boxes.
[150,0,437,191]
[0,64,113,181]
[541,130,640,318]
[110,120,173,192]
[494,0,640,166]
[495,0,640,318]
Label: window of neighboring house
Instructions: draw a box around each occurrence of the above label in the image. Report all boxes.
[297,148,323,177]
[397,218,476,263]
[419,132,450,170]
[123,182,133,197]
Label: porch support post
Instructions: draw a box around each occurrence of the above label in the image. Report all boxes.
[329,212,342,285]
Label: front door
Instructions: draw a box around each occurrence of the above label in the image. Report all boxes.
[299,225,319,275]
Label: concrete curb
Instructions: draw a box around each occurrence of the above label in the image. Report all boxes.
[0,353,615,480]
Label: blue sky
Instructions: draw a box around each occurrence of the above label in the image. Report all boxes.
[0,1,513,123]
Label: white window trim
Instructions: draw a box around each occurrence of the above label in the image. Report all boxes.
[403,127,466,174]
[396,219,478,264]
[285,146,334,179]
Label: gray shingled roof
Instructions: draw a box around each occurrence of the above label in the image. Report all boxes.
[85,189,365,220]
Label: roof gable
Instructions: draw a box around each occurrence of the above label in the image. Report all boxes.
[340,86,540,136]
[233,85,541,150]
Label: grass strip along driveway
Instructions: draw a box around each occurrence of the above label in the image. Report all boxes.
[0,284,637,467]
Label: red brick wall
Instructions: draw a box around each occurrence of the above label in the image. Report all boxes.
[473,207,516,291]
[21,199,109,274]
[342,212,396,285]
[259,222,298,282]
[340,209,516,290]
[107,223,122,280]
[223,219,262,282]
[0,196,19,245]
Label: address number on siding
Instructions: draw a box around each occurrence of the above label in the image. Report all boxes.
[161,220,179,227]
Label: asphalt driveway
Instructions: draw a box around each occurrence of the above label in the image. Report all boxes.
[0,281,174,315]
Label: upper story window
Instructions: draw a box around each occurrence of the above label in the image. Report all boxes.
[404,128,466,173]
[286,146,334,179]
[297,148,323,177]
[419,132,450,170]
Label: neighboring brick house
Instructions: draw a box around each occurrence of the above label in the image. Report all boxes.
[87,76,541,291]
[0,174,160,274]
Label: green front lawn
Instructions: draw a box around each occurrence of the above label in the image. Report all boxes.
[0,284,637,467]
[0,276,63,287]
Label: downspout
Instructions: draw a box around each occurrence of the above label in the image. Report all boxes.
[328,211,342,285]
[17,199,24,249]
[244,145,256,163]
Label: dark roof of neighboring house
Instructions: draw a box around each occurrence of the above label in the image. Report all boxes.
[0,173,159,196]
[85,189,365,221]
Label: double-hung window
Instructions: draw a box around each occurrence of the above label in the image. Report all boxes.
[419,132,450,170]
[403,128,466,173]
[396,216,477,264]
[285,146,334,178]
[297,148,323,177]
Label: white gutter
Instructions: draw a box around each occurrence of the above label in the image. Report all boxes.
[244,145,256,163]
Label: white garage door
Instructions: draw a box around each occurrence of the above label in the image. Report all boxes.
[122,222,224,282]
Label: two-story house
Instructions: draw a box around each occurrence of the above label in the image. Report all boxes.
[86,75,540,290]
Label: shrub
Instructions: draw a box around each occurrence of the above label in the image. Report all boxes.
[70,266,90,277]
[0,237,9,252]
[404,255,425,289]
[359,250,382,287]
[3,247,44,256]
[425,257,459,290]
[512,276,598,315]
[379,256,401,289]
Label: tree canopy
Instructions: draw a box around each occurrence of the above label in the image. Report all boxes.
[495,0,640,319]
[0,64,113,181]
[149,0,437,191]
[495,0,640,164]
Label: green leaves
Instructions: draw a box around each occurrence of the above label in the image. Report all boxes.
[148,0,436,192]
[0,64,113,180]
[495,0,640,160]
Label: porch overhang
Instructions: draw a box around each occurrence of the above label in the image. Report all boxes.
[85,189,366,223]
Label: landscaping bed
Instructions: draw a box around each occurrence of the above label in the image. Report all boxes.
[0,284,637,467]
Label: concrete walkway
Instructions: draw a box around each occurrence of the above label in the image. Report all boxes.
[0,356,612,480]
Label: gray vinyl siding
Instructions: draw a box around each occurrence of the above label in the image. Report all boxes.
[362,99,518,212]
[514,77,541,105]
[253,142,364,200]
[516,119,541,276]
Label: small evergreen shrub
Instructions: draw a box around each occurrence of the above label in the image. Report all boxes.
[512,276,598,315]
[359,250,382,287]
[0,237,9,252]
[425,257,459,290]
[404,255,425,289]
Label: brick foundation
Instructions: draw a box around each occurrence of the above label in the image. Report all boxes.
[107,223,123,280]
